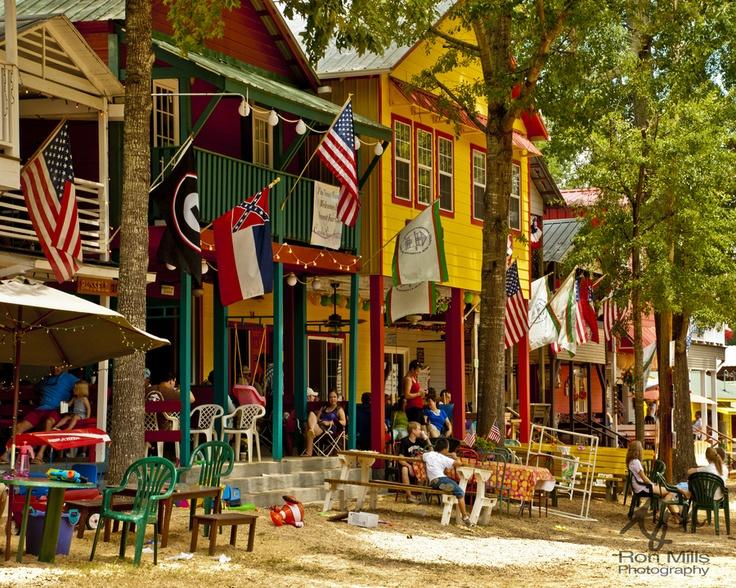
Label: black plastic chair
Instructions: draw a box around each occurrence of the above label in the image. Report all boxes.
[626,460,664,522]
[623,458,663,505]
[653,471,688,529]
[687,472,730,535]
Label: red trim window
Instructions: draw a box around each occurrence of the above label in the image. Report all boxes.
[415,125,433,207]
[471,146,486,222]
[509,162,521,231]
[392,117,412,203]
[436,132,454,214]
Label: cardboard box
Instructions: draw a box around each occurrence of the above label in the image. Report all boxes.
[347,511,379,528]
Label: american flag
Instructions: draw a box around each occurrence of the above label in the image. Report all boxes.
[602,296,618,341]
[504,261,528,349]
[21,121,82,282]
[574,278,589,345]
[463,430,476,447]
[316,99,360,226]
[487,421,501,444]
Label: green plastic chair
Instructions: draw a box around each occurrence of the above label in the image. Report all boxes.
[90,456,177,566]
[623,458,663,505]
[490,448,512,515]
[180,441,235,526]
[626,459,665,521]
[653,471,688,530]
[687,472,730,535]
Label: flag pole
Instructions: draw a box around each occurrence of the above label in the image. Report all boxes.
[200,176,281,232]
[280,95,353,212]
[149,135,195,193]
[20,119,68,172]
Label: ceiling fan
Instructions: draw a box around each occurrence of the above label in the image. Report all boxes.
[307,281,364,333]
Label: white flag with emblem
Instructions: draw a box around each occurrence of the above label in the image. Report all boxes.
[391,202,448,285]
[528,277,560,351]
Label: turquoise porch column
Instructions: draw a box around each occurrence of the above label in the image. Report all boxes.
[272,262,284,460]
[213,278,229,419]
[179,272,192,466]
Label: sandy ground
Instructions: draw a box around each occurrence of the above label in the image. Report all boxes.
[0,491,734,588]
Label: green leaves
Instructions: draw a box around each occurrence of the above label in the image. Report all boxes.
[163,0,241,54]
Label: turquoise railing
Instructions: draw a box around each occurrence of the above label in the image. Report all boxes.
[152,146,357,252]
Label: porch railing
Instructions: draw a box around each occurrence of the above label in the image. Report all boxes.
[153,146,358,252]
[0,63,17,151]
[0,177,109,259]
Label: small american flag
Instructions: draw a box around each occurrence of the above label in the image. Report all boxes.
[487,421,501,444]
[316,99,360,226]
[463,430,476,447]
[574,278,589,345]
[504,261,528,348]
[602,296,618,341]
[21,121,82,282]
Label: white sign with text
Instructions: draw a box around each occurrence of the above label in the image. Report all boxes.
[310,181,343,249]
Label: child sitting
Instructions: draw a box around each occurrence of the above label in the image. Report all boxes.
[422,437,471,525]
[54,381,90,430]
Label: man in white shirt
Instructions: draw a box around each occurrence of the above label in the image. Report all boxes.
[422,437,471,525]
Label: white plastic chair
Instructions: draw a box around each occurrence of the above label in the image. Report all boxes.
[190,404,225,447]
[162,411,181,463]
[144,411,164,457]
[220,404,266,462]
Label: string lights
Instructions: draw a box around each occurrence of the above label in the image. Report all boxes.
[272,242,361,272]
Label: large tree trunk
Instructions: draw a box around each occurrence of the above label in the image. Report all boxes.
[472,13,512,439]
[672,313,694,481]
[108,0,153,483]
[631,231,645,442]
[655,311,673,477]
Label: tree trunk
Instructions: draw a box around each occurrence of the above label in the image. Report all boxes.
[108,0,153,484]
[672,313,694,481]
[473,12,513,440]
[654,311,673,477]
[631,229,645,442]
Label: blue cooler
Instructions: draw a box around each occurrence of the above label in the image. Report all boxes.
[25,508,80,556]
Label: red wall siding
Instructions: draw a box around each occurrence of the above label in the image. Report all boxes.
[152,0,303,83]
[75,23,112,65]
[191,79,243,159]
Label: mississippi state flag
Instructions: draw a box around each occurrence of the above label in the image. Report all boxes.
[213,186,274,306]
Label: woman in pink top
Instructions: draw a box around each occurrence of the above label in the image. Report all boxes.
[403,360,425,424]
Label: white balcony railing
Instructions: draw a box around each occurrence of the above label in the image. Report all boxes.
[0,63,17,151]
[0,177,109,259]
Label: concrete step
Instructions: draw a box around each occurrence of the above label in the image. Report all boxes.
[227,468,346,494]
[239,478,367,508]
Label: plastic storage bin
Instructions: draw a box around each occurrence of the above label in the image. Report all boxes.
[25,508,80,556]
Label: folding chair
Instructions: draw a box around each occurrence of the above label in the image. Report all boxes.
[313,427,346,457]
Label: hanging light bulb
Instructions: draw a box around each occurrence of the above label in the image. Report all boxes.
[165,263,176,271]
[286,272,298,287]
[374,143,384,156]
[238,99,250,117]
[268,110,279,126]
[354,136,361,150]
[312,277,322,291]
[295,119,307,135]
[201,260,209,275]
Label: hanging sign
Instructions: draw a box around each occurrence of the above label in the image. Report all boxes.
[310,181,343,250]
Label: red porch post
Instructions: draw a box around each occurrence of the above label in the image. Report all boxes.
[370,275,385,452]
[518,333,530,442]
[446,287,466,437]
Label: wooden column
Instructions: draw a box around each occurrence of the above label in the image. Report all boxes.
[272,263,284,461]
[178,272,192,466]
[369,275,385,452]
[446,287,466,437]
[518,333,530,443]
[213,279,229,414]
[293,280,308,425]
[348,274,359,449]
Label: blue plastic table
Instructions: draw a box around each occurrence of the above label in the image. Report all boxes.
[3,476,95,563]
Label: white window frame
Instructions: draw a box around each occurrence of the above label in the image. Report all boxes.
[416,128,433,206]
[393,119,412,202]
[152,79,179,148]
[437,135,453,212]
[308,335,345,400]
[252,110,274,168]
[472,148,486,221]
[509,163,521,230]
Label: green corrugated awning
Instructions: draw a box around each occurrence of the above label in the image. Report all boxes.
[153,38,391,141]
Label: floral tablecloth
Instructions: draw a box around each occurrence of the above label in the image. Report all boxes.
[471,462,554,502]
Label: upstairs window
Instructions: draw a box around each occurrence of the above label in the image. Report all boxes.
[393,119,412,201]
[152,79,179,147]
[509,163,521,230]
[437,135,453,212]
[416,127,433,205]
[472,148,486,221]
[252,110,273,168]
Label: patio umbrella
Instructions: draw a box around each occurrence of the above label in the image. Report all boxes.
[0,277,169,468]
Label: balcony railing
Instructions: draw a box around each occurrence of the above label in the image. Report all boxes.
[0,177,109,259]
[153,147,358,253]
[0,63,17,151]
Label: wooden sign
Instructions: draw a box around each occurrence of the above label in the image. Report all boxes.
[76,277,118,297]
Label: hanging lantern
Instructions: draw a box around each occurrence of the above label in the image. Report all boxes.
[295,119,307,135]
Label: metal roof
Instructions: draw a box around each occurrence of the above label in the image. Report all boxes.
[543,218,583,264]
[0,0,124,21]
[153,38,391,140]
[530,157,564,206]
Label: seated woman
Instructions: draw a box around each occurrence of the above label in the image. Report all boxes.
[627,440,681,523]
[674,447,727,500]
[304,390,346,456]
[424,390,452,439]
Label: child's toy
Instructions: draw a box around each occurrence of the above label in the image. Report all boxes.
[270,495,304,527]
[46,468,88,484]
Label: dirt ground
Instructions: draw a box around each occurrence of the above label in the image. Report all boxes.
[0,490,734,588]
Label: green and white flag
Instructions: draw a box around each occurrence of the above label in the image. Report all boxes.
[386,281,437,323]
[549,269,577,354]
[528,277,560,351]
[392,202,448,285]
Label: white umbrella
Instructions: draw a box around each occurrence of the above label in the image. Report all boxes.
[0,277,169,468]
